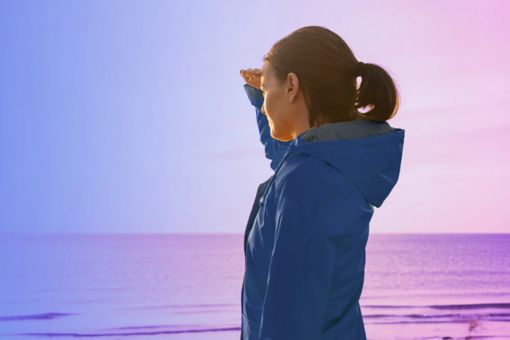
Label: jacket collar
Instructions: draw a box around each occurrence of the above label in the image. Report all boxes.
[289,119,395,149]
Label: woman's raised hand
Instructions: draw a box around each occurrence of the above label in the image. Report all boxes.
[240,68,262,89]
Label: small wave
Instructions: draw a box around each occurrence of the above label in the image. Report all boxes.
[13,326,241,337]
[0,312,75,322]
[364,312,510,320]
[120,303,237,310]
[364,302,510,310]
[429,303,510,310]
[105,324,201,330]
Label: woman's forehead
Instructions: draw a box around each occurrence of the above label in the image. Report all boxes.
[261,63,270,78]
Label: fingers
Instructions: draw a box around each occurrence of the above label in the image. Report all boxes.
[240,68,261,76]
[240,70,250,82]
[240,68,262,89]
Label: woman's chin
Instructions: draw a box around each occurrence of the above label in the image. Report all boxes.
[270,129,292,142]
[269,129,280,140]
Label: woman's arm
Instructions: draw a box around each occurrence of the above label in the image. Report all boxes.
[243,84,292,171]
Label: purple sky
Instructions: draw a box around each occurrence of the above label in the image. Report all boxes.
[1,0,508,233]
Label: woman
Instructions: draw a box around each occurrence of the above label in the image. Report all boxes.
[239,26,405,340]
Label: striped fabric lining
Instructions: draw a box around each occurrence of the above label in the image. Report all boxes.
[296,119,396,142]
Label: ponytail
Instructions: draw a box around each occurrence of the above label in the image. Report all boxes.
[355,62,400,122]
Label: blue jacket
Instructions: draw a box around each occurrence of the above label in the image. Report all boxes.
[241,84,405,340]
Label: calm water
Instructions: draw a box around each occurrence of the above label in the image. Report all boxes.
[1,233,509,340]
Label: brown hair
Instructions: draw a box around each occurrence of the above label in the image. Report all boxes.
[263,25,400,126]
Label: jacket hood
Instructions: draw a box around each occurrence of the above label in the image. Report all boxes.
[287,120,405,208]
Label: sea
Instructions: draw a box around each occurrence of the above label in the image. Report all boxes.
[1,233,509,340]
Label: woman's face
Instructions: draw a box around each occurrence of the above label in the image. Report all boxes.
[260,61,310,142]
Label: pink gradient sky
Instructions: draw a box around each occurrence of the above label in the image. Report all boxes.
[197,0,510,234]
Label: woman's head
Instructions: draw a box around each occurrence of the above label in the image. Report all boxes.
[260,25,400,141]
[260,60,311,142]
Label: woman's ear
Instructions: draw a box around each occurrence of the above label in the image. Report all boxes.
[286,72,300,103]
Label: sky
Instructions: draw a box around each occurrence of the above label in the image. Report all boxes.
[0,0,509,234]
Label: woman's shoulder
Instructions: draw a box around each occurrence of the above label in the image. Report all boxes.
[272,152,368,236]
[274,152,355,197]
[278,152,331,179]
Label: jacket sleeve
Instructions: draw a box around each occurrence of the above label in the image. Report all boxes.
[243,84,293,171]
[258,164,341,340]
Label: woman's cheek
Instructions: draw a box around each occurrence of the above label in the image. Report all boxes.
[262,97,271,118]
[265,94,277,119]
